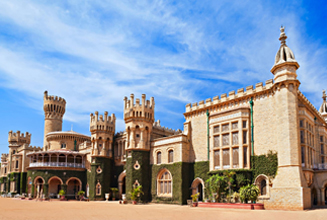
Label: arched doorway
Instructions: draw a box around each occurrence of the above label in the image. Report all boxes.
[325,186,327,205]
[191,178,205,202]
[118,170,126,199]
[66,177,82,200]
[34,177,44,198]
[48,176,63,199]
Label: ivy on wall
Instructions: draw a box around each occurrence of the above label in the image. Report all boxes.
[251,150,278,180]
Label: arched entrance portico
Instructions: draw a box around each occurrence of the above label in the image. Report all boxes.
[191,178,205,202]
[66,177,82,200]
[48,176,63,199]
[118,170,126,199]
[34,176,45,198]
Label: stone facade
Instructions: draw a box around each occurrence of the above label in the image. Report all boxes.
[0,27,327,210]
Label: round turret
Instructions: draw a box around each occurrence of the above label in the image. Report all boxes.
[43,91,66,148]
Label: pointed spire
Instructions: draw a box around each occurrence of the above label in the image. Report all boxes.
[279,26,287,46]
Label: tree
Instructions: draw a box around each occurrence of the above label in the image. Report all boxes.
[205,174,227,202]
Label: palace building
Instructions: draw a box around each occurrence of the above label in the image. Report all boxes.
[1,27,327,210]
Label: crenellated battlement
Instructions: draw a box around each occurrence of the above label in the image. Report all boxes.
[153,120,182,135]
[185,79,274,113]
[43,90,66,119]
[8,130,31,145]
[123,94,155,122]
[90,111,116,132]
[21,144,42,151]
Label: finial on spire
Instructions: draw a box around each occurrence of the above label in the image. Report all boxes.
[279,26,287,45]
[323,90,326,101]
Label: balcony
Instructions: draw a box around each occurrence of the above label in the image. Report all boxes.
[29,162,85,168]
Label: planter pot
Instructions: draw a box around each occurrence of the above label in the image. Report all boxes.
[105,193,110,201]
[60,196,65,201]
[112,198,116,201]
[132,201,137,205]
[192,202,198,207]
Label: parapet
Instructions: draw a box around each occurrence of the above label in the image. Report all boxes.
[124,94,155,121]
[153,120,182,135]
[22,145,42,151]
[8,130,31,145]
[90,111,116,132]
[185,79,275,113]
[43,91,66,117]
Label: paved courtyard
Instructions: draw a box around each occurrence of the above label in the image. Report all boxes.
[1,198,326,220]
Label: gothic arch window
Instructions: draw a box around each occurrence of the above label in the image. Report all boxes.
[260,179,266,196]
[157,169,172,197]
[168,150,174,163]
[96,182,101,196]
[157,151,161,164]
[254,174,269,198]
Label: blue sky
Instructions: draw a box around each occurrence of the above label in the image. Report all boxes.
[0,1,326,152]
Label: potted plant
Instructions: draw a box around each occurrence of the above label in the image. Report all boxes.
[130,185,144,205]
[191,193,200,207]
[239,184,259,204]
[59,190,66,201]
[232,192,240,203]
[77,190,85,201]
[110,188,118,201]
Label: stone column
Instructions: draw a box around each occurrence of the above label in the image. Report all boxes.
[320,188,325,206]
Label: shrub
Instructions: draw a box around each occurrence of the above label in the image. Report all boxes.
[205,174,227,202]
[239,184,259,203]
[58,190,66,196]
[191,193,199,202]
[130,185,144,202]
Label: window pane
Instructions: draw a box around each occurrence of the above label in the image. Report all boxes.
[233,148,239,166]
[169,151,174,163]
[243,146,248,166]
[214,136,220,147]
[222,124,229,132]
[300,131,305,144]
[223,149,230,166]
[243,131,247,144]
[214,126,220,133]
[232,132,239,145]
[157,152,161,164]
[243,121,247,128]
[301,146,305,164]
[214,150,220,168]
[223,134,229,146]
[232,122,238,130]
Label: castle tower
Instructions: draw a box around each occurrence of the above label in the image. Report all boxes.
[319,90,327,122]
[43,91,66,148]
[124,94,154,202]
[123,94,155,151]
[88,111,115,201]
[267,27,310,210]
[90,111,116,156]
[7,130,31,173]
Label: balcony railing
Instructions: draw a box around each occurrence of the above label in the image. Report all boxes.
[29,162,85,168]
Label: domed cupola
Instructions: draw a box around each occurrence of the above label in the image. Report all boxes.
[319,90,327,121]
[271,27,300,83]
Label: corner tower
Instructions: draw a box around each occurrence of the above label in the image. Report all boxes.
[267,27,310,210]
[90,111,116,156]
[43,91,66,148]
[123,94,154,151]
[124,94,154,202]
